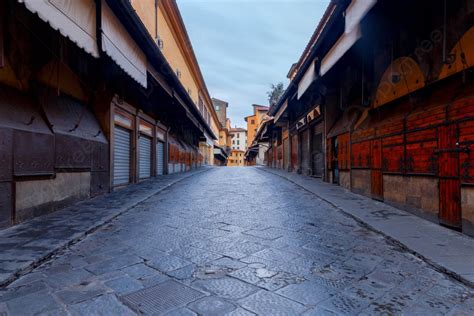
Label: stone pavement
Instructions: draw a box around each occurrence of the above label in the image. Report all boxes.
[260,166,474,287]
[0,167,473,315]
[0,168,209,287]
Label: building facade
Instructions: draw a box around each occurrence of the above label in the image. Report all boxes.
[258,0,474,237]
[131,0,220,166]
[212,98,231,165]
[0,0,216,228]
[230,128,247,151]
[244,105,270,166]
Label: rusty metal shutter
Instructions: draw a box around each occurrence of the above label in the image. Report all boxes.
[139,135,152,179]
[113,126,131,186]
[156,141,164,176]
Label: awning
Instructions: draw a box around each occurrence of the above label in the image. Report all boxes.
[274,100,288,123]
[19,0,99,58]
[101,0,147,88]
[297,60,316,99]
[320,25,361,76]
[320,0,377,76]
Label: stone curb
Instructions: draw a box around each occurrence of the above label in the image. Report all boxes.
[258,167,474,288]
[0,168,211,289]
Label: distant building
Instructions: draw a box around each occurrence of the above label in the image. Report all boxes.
[244,105,269,165]
[212,98,231,165]
[229,128,247,152]
[245,105,269,148]
[227,150,246,167]
[228,127,247,166]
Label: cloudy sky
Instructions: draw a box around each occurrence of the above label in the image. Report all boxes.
[177,0,329,128]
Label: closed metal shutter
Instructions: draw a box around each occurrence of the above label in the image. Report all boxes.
[156,141,164,175]
[113,126,131,186]
[301,129,310,174]
[139,136,152,179]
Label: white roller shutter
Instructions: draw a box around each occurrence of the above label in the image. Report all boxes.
[113,126,131,186]
[156,141,164,176]
[139,136,152,179]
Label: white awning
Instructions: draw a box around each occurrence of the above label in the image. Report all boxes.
[297,59,316,99]
[320,25,361,76]
[345,0,377,34]
[320,0,377,76]
[19,0,98,58]
[274,99,288,123]
[101,1,147,88]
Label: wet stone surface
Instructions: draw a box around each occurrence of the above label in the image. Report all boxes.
[0,167,473,315]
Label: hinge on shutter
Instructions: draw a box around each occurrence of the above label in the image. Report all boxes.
[366,154,371,168]
[358,153,362,166]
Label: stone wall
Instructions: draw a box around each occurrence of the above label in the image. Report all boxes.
[339,171,351,190]
[383,175,438,222]
[15,172,91,222]
[351,169,371,197]
[462,187,474,237]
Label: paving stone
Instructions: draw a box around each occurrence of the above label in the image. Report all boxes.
[228,267,261,284]
[188,296,236,315]
[69,294,135,316]
[84,254,142,275]
[238,290,307,315]
[276,280,336,305]
[318,293,371,314]
[168,264,196,280]
[192,277,259,299]
[121,263,161,280]
[5,291,62,315]
[105,275,144,295]
[1,168,473,314]
[147,255,191,273]
[55,281,107,304]
[224,307,255,316]
[212,257,247,270]
[0,280,49,302]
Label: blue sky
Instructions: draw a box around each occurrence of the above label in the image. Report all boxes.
[177,0,329,128]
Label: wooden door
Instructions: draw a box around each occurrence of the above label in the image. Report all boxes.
[371,139,383,200]
[438,125,461,229]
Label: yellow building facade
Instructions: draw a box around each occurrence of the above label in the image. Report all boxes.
[227,150,246,166]
[245,105,269,148]
[131,0,220,164]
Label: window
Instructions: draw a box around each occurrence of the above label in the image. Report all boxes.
[215,105,220,111]
[237,140,240,145]
[251,119,255,124]
[233,140,235,144]
[237,133,239,138]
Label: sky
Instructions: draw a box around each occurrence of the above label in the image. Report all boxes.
[177,0,329,128]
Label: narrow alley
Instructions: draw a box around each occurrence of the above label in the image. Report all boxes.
[1,168,472,315]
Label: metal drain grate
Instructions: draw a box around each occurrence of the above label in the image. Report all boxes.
[121,279,205,314]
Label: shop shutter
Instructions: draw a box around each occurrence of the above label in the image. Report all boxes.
[113,126,131,186]
[301,129,310,174]
[139,135,152,179]
[156,141,164,175]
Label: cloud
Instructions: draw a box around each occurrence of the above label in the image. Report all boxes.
[177,0,329,127]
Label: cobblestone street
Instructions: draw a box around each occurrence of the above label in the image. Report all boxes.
[1,167,473,315]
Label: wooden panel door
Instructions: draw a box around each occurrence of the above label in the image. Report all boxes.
[371,139,383,200]
[438,124,461,229]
